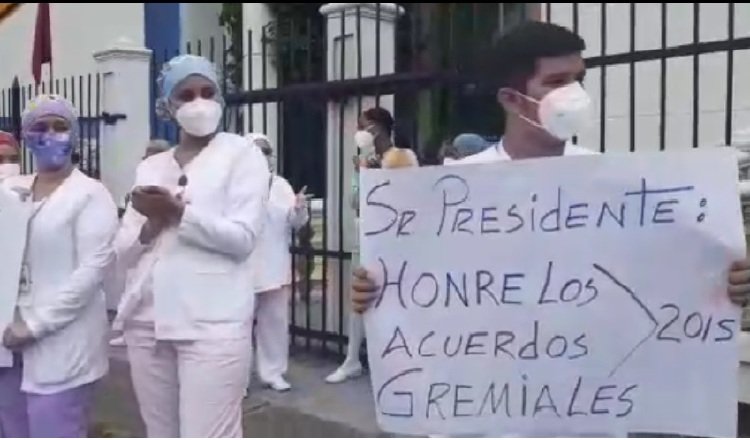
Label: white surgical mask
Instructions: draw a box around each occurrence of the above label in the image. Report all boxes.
[0,163,20,180]
[517,82,592,141]
[354,130,375,151]
[175,98,223,137]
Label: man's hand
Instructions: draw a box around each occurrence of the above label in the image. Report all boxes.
[131,186,185,225]
[352,267,379,314]
[729,259,750,307]
[2,318,34,350]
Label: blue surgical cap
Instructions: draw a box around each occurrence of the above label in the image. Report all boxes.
[155,55,221,120]
[453,133,489,158]
[158,54,219,99]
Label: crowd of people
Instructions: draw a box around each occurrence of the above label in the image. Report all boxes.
[0,20,749,438]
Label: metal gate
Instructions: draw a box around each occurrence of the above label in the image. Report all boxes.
[546,2,750,152]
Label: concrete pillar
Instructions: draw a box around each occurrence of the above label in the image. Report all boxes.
[93,37,151,311]
[242,3,279,150]
[93,37,152,208]
[319,2,401,337]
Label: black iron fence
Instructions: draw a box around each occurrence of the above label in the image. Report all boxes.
[0,74,103,178]
[547,2,749,152]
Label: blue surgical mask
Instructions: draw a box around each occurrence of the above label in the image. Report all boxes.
[26,132,73,171]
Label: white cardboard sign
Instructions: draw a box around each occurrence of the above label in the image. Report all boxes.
[360,149,745,437]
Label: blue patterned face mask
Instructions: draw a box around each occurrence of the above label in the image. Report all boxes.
[26,132,72,171]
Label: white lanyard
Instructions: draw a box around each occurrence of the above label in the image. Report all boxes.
[18,197,50,298]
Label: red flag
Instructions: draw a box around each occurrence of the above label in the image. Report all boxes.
[32,3,51,85]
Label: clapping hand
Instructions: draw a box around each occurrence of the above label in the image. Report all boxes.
[295,185,311,211]
[131,186,184,225]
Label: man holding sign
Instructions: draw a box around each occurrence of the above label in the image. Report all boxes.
[352,22,750,437]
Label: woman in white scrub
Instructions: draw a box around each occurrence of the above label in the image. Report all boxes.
[246,133,309,392]
[112,55,270,438]
[0,95,118,437]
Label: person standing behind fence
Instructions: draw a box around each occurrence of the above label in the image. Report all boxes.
[0,94,118,438]
[245,133,309,392]
[0,131,21,181]
[327,107,418,384]
[441,133,490,164]
[111,55,270,438]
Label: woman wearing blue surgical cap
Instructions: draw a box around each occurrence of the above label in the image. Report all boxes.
[441,133,490,165]
[110,55,270,437]
[0,95,118,437]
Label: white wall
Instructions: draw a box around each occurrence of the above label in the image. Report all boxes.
[547,3,750,153]
[0,3,144,89]
[180,3,223,55]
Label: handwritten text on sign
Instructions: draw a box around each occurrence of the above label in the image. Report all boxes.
[359,149,745,437]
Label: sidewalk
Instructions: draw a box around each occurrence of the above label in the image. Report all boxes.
[90,346,383,437]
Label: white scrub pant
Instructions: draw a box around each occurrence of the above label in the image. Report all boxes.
[254,286,290,382]
[342,313,366,365]
[124,324,251,438]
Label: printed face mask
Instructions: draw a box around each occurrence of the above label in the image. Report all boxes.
[26,132,73,171]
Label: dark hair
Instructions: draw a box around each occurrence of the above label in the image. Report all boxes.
[490,21,585,91]
[362,107,394,136]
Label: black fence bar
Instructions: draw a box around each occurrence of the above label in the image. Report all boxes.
[375,3,382,107]
[599,3,607,153]
[628,3,636,153]
[261,27,268,133]
[86,74,92,174]
[226,71,482,105]
[659,3,667,151]
[77,75,84,163]
[356,7,363,127]
[94,73,101,178]
[246,30,253,133]
[725,2,735,146]
[336,5,346,357]
[692,3,700,149]
[221,35,229,132]
[586,35,750,68]
[210,35,216,64]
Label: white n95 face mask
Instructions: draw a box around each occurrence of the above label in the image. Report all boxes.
[0,163,20,180]
[175,98,223,137]
[519,82,593,141]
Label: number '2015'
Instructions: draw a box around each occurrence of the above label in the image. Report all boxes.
[656,304,735,343]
